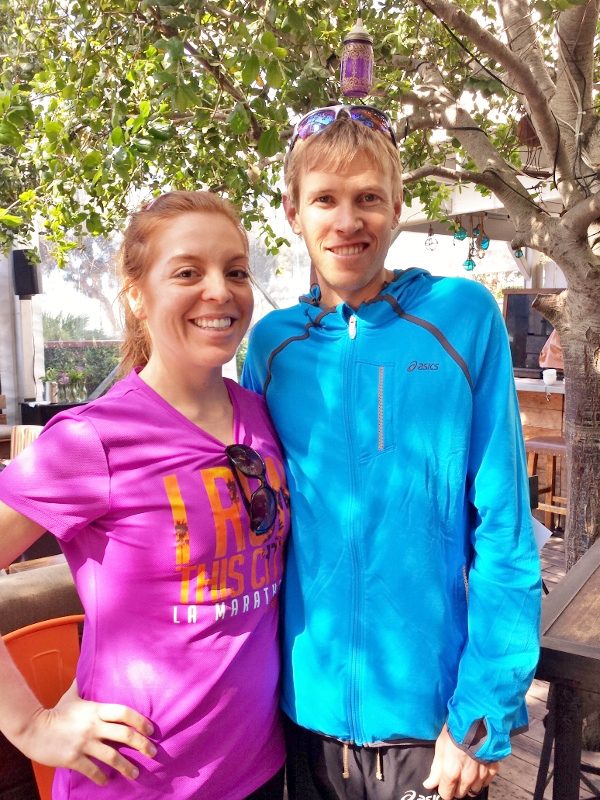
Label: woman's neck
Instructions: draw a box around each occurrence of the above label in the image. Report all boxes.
[138,361,235,445]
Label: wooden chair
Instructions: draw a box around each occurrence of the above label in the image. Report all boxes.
[3,614,84,800]
[9,425,43,459]
[525,433,567,530]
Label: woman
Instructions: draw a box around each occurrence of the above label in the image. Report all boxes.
[0,192,289,799]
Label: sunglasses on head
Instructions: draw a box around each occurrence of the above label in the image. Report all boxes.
[226,444,278,535]
[289,105,397,152]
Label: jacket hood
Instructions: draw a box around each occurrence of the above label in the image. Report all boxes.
[299,268,432,326]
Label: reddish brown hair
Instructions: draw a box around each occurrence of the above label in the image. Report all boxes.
[118,191,248,374]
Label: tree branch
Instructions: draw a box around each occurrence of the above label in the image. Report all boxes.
[552,2,600,197]
[143,6,263,142]
[561,192,600,238]
[497,0,555,99]
[415,0,578,206]
[402,164,502,193]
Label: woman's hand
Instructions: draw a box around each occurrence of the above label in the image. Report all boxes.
[14,690,156,786]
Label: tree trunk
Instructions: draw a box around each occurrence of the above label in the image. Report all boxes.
[536,284,600,570]
[537,283,600,750]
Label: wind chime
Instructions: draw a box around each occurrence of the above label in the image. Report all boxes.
[453,214,490,270]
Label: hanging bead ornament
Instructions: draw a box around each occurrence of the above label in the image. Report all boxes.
[453,217,468,241]
[462,214,491,271]
[463,247,476,271]
[424,224,438,251]
[475,214,490,259]
[340,18,374,98]
[514,247,524,258]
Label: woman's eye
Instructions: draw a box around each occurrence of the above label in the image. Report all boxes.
[228,268,250,280]
[176,268,196,279]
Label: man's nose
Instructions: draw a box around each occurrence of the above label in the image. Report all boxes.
[335,203,363,234]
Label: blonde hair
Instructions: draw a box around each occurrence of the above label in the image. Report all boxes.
[118,191,248,375]
[284,114,403,207]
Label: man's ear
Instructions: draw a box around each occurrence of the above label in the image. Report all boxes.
[283,194,302,236]
[126,284,146,320]
[392,195,403,228]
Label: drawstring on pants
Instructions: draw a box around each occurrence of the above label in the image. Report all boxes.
[342,743,350,779]
[341,743,384,782]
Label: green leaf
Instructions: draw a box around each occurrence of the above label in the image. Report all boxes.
[229,103,251,135]
[174,83,198,112]
[266,61,285,89]
[0,208,23,227]
[153,69,177,87]
[6,102,34,127]
[86,212,103,234]
[132,136,154,153]
[257,127,281,157]
[284,7,304,32]
[261,31,278,52]
[139,100,151,118]
[148,121,175,141]
[44,121,63,141]
[82,151,103,169]
[241,54,260,87]
[110,126,124,145]
[164,36,185,65]
[0,120,23,146]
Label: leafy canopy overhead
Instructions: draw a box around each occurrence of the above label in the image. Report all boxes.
[0,0,594,259]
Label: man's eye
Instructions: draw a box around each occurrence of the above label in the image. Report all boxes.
[362,193,378,202]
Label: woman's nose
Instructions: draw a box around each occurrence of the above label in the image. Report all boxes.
[202,271,232,302]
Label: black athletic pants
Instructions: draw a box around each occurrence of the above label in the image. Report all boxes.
[284,716,489,800]
[244,766,285,800]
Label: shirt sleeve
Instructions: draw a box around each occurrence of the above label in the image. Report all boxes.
[446,296,542,762]
[0,415,110,541]
[241,323,266,395]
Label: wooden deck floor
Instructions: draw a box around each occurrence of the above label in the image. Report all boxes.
[489,533,600,800]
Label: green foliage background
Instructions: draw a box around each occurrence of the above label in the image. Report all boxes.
[0,0,571,258]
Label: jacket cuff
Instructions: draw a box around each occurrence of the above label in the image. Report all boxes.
[447,717,516,762]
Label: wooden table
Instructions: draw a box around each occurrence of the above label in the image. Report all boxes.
[534,537,600,799]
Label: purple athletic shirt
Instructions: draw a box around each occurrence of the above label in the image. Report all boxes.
[0,370,289,799]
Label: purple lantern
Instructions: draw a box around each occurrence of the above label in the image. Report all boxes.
[340,19,374,98]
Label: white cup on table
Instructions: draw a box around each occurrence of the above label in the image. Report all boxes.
[542,368,557,385]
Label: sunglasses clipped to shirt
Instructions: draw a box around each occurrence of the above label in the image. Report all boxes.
[289,104,397,152]
[226,444,278,535]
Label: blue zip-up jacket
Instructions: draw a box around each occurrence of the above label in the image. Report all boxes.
[242,269,541,762]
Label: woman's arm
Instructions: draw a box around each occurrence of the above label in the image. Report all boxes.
[0,502,156,785]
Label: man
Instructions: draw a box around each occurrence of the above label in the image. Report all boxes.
[242,105,541,800]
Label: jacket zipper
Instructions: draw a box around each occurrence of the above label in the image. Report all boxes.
[348,314,357,339]
[378,366,384,451]
[343,312,363,743]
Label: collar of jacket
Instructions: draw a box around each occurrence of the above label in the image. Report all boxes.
[298,267,431,329]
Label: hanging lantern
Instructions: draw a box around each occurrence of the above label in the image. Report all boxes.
[340,18,374,98]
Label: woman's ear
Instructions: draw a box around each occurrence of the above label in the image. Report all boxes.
[283,194,302,236]
[126,284,146,320]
